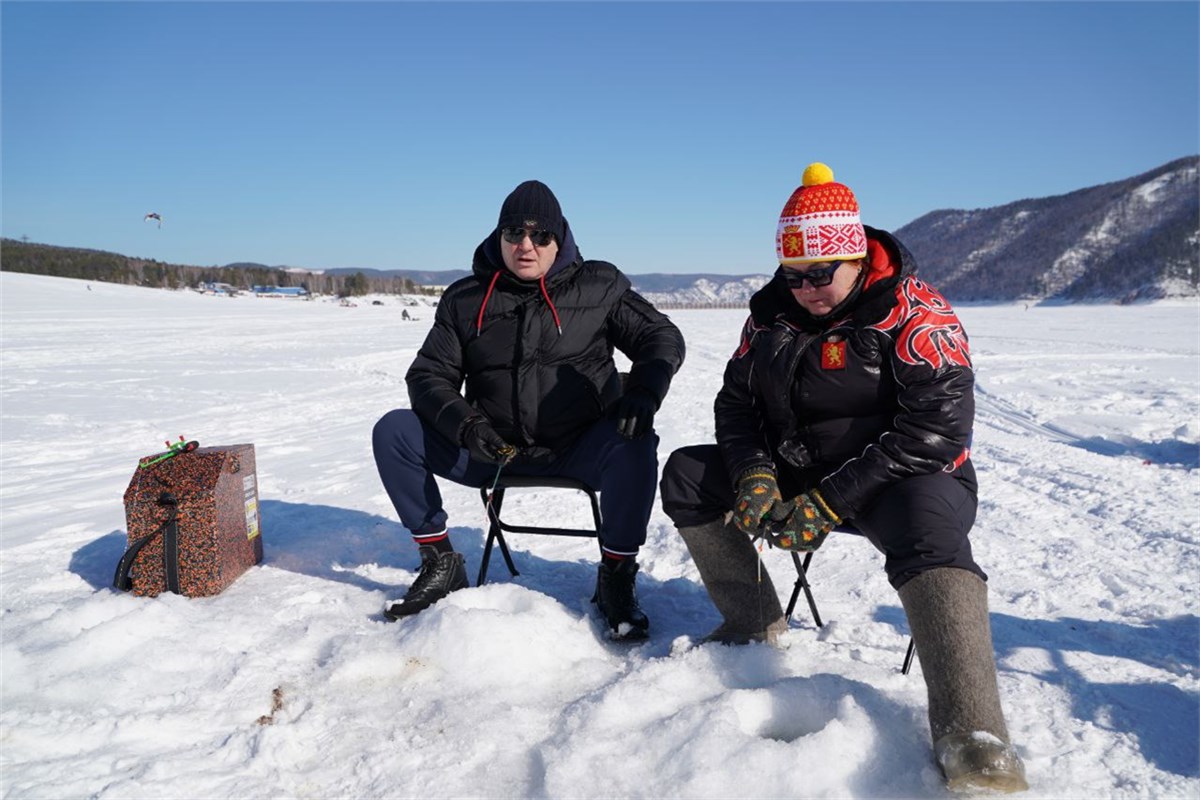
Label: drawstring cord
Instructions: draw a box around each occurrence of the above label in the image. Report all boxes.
[475,271,502,336]
[538,275,563,335]
[475,270,563,337]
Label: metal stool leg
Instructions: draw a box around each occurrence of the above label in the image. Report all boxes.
[476,477,602,586]
[785,551,823,627]
[494,530,519,578]
[901,637,917,674]
[478,487,520,585]
[780,533,915,675]
[478,531,494,587]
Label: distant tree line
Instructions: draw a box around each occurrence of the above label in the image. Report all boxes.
[0,239,439,297]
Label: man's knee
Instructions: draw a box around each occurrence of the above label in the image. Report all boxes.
[588,421,658,483]
[613,424,660,461]
[373,409,423,459]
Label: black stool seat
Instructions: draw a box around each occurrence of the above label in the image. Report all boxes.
[477,475,602,586]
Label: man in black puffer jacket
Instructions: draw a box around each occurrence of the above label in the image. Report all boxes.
[373,180,685,639]
[660,164,1027,793]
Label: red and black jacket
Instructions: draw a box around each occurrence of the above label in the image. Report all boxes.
[715,227,975,520]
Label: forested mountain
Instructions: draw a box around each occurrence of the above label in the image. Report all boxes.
[894,156,1198,303]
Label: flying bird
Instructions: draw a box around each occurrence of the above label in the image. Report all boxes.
[144,212,162,229]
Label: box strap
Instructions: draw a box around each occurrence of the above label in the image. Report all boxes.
[113,493,182,594]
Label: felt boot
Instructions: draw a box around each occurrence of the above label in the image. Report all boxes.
[678,519,787,645]
[898,568,1029,793]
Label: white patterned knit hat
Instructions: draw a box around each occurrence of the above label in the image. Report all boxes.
[776,162,868,265]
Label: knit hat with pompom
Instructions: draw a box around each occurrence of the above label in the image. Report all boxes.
[776,163,868,265]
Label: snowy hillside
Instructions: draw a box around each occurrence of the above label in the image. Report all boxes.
[897,156,1199,303]
[634,275,772,309]
[1,273,1197,798]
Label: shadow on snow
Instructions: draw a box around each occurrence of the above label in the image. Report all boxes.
[66,500,1052,796]
[874,604,1200,778]
[1073,435,1199,469]
[73,502,1196,782]
[69,499,721,656]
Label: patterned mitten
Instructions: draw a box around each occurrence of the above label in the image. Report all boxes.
[732,470,784,536]
[759,489,840,551]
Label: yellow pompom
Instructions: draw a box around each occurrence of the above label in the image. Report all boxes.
[802,162,835,187]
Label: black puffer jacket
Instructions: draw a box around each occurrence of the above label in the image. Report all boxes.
[715,227,975,520]
[407,222,685,454]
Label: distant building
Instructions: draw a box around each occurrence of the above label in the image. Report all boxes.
[252,285,308,298]
[197,282,237,296]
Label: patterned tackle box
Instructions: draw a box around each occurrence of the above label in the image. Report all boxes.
[118,443,264,597]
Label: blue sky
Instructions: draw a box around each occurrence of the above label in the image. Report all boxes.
[2,1,1197,275]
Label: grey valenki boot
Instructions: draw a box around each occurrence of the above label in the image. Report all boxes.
[677,519,787,645]
[898,568,1029,793]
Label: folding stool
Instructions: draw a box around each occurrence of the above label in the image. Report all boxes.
[784,528,918,674]
[476,475,602,586]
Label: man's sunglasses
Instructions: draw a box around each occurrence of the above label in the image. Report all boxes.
[777,260,848,288]
[501,227,556,247]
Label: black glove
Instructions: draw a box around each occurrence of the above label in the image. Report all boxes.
[614,388,659,439]
[731,469,785,536]
[758,489,840,551]
[461,418,516,465]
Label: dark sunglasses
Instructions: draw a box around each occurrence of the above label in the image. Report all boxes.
[501,227,556,247]
[777,260,848,288]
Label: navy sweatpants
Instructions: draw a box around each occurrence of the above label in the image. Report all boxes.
[659,444,984,589]
[372,409,659,551]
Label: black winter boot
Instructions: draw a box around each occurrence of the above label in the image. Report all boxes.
[593,558,650,640]
[384,545,468,620]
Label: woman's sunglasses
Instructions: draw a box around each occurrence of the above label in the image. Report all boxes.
[501,227,556,247]
[777,260,848,288]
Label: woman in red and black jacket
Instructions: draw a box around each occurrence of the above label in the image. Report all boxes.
[660,164,1027,794]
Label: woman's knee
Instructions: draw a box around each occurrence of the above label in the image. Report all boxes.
[857,473,982,588]
[661,445,712,496]
[660,444,728,525]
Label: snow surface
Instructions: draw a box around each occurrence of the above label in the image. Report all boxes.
[2,272,1198,799]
